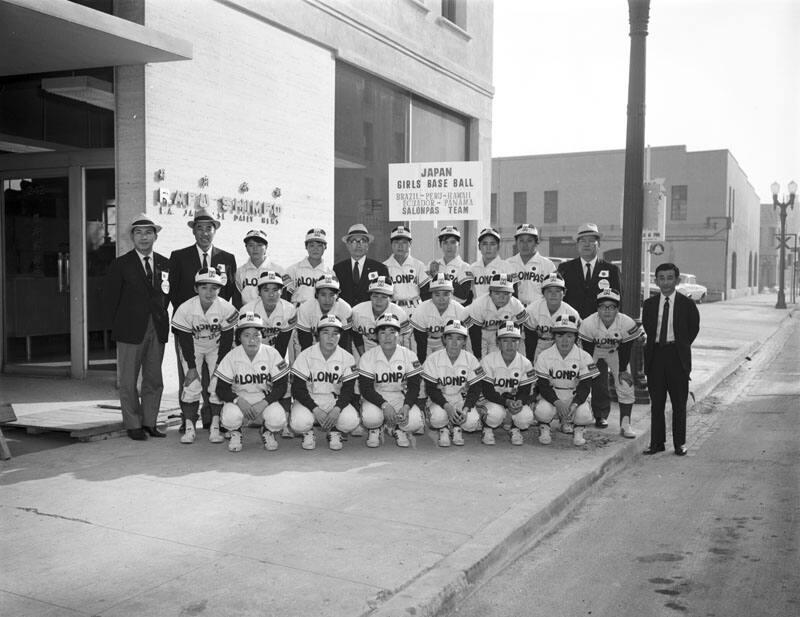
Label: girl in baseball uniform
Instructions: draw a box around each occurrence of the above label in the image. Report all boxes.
[171,267,238,444]
[505,224,557,306]
[240,270,296,358]
[290,315,360,451]
[468,274,527,359]
[285,228,334,306]
[534,313,600,447]
[578,289,642,438]
[215,313,290,452]
[235,229,289,306]
[411,273,471,363]
[350,276,410,355]
[428,225,472,305]
[295,275,352,352]
[358,313,424,448]
[421,319,484,447]
[524,272,581,363]
[480,322,536,446]
[383,226,431,316]
[466,227,515,300]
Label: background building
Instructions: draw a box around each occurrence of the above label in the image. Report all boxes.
[0,0,493,378]
[492,145,761,302]
[760,202,799,297]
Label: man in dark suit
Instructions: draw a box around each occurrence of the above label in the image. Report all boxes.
[104,214,170,440]
[641,262,700,456]
[168,207,240,430]
[333,224,390,307]
[558,223,622,427]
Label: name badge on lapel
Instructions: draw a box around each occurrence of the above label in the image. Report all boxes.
[161,271,170,294]
[217,264,228,285]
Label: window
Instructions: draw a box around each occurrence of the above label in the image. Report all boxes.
[731,251,737,289]
[513,192,527,225]
[491,193,498,227]
[544,190,558,224]
[671,185,688,221]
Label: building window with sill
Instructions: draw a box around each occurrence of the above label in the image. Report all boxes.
[441,0,466,29]
[671,185,688,221]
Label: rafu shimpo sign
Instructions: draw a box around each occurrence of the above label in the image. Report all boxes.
[388,161,483,221]
[155,187,282,224]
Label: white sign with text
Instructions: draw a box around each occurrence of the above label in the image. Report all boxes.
[388,161,483,221]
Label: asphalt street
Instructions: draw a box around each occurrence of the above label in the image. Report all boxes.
[447,315,800,617]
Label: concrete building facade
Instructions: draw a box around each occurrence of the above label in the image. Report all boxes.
[0,0,493,377]
[491,145,761,302]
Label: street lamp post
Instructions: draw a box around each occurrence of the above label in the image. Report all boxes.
[771,180,797,309]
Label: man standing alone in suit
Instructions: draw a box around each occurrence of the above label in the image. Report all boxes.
[642,262,700,456]
[104,214,170,440]
[558,223,622,427]
[169,207,240,430]
[333,224,389,307]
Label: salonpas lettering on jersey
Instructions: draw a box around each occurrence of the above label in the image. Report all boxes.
[375,371,405,383]
[550,369,579,380]
[234,373,272,385]
[517,271,548,282]
[313,371,342,384]
[436,375,467,387]
[390,273,416,284]
[192,323,223,336]
[493,377,519,389]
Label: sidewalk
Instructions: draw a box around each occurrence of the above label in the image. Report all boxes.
[0,294,795,617]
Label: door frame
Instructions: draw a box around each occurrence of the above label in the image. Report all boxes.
[0,149,114,378]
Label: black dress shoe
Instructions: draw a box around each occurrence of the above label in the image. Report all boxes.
[127,428,147,441]
[675,445,688,456]
[643,444,665,455]
[143,426,166,438]
[595,418,608,428]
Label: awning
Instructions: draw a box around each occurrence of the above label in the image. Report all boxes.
[0,0,192,77]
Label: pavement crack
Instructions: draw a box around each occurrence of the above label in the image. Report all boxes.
[14,506,94,526]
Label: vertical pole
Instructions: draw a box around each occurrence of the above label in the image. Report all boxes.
[621,0,650,402]
[776,207,786,308]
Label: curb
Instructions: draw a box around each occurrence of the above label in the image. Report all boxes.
[368,306,797,617]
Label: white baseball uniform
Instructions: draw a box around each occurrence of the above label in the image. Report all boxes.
[422,348,484,431]
[171,296,238,403]
[524,299,581,361]
[468,294,528,356]
[465,256,515,299]
[579,312,642,405]
[432,255,471,303]
[410,299,472,355]
[506,253,557,306]
[480,350,536,429]
[350,301,411,351]
[295,297,353,339]
[383,255,431,313]
[240,298,297,349]
[358,344,424,432]
[533,344,599,426]
[285,258,334,306]
[235,259,289,306]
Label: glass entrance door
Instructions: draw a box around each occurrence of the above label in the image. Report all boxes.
[2,174,72,373]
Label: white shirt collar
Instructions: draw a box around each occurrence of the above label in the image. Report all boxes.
[351,256,366,268]
[580,256,598,269]
[196,245,213,261]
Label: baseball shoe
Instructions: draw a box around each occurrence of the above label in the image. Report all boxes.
[437,427,451,447]
[301,431,316,450]
[595,417,608,428]
[395,429,410,447]
[208,421,224,443]
[620,417,636,438]
[481,427,495,445]
[510,427,524,446]
[366,428,381,448]
[262,431,279,451]
[180,422,196,444]
[227,430,243,452]
[573,427,586,447]
[538,424,552,445]
[451,426,465,446]
[328,431,343,451]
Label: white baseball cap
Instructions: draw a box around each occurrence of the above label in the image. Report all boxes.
[304,228,328,244]
[315,274,341,292]
[257,271,285,289]
[443,319,468,338]
[390,225,413,241]
[489,273,514,292]
[317,315,344,331]
[368,276,394,296]
[429,273,454,292]
[596,288,621,305]
[243,229,268,245]
[541,273,566,291]
[374,313,402,331]
[551,313,580,334]
[194,267,223,286]
[514,223,539,239]
[437,225,461,241]
[496,321,522,339]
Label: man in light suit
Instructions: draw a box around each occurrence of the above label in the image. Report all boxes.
[333,224,389,307]
[169,207,240,430]
[641,262,700,456]
[104,214,170,440]
[558,223,622,428]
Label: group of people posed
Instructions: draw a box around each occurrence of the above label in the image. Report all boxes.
[105,207,699,457]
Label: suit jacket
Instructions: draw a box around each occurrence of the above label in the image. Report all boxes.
[104,249,170,344]
[558,258,622,318]
[333,257,390,306]
[641,291,700,376]
[168,244,241,311]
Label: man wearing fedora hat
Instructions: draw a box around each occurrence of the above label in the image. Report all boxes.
[333,224,389,308]
[168,207,240,430]
[557,223,622,428]
[104,214,170,440]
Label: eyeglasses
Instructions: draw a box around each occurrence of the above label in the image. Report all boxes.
[348,237,369,245]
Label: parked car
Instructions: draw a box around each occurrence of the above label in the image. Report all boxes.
[677,273,707,302]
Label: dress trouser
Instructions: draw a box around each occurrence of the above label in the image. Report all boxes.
[591,359,611,420]
[646,343,689,449]
[118,317,165,430]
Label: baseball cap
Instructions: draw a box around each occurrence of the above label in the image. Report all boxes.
[496,321,522,339]
[429,273,454,292]
[194,267,223,286]
[489,273,514,292]
[478,227,501,243]
[368,276,394,296]
[596,288,621,305]
[257,271,285,289]
[315,274,341,292]
[390,225,413,241]
[317,315,344,331]
[443,319,468,338]
[437,225,461,241]
[305,228,328,244]
[514,223,539,239]
[374,313,402,331]
[236,312,267,334]
[541,273,566,291]
[243,229,268,245]
[551,313,580,333]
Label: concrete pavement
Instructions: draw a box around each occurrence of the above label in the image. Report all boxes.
[0,293,795,617]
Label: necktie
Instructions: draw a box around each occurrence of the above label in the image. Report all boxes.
[202,252,208,270]
[352,260,360,284]
[659,297,670,344]
[144,255,153,287]
[585,263,592,281]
